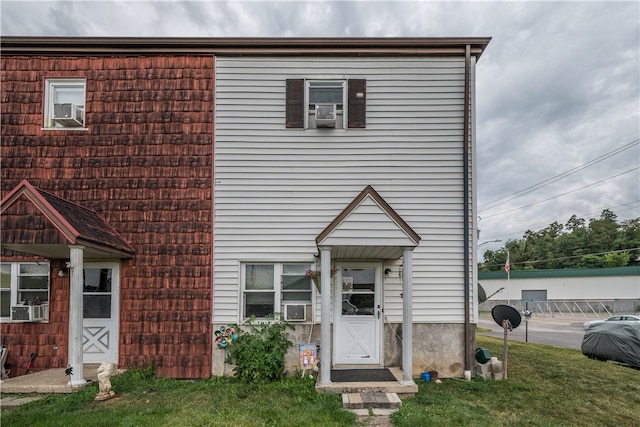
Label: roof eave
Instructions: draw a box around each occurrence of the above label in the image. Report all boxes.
[0,36,491,59]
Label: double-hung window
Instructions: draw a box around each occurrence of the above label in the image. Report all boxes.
[286,79,366,129]
[307,81,344,128]
[242,263,312,320]
[44,78,86,129]
[0,262,50,320]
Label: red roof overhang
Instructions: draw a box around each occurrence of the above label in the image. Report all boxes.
[1,180,134,259]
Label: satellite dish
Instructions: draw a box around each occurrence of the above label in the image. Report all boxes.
[492,305,522,329]
[491,304,521,380]
[478,283,487,303]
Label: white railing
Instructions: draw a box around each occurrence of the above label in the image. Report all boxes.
[480,300,621,318]
[527,300,612,318]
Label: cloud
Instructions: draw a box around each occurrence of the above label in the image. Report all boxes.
[1,0,638,248]
[470,1,639,243]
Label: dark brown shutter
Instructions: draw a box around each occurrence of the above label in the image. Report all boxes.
[348,79,366,128]
[286,79,304,128]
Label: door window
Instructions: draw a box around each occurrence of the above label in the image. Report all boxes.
[341,267,375,316]
[83,268,112,318]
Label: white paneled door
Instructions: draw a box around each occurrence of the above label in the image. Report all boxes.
[334,263,382,365]
[82,262,119,363]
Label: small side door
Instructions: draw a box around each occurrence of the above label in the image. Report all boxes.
[83,262,119,363]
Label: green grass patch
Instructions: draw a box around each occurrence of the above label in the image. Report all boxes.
[392,335,640,426]
[1,373,353,427]
[3,336,639,426]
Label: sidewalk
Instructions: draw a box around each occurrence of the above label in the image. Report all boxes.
[0,395,43,409]
[1,364,99,410]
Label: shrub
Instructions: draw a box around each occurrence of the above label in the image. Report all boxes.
[225,315,293,383]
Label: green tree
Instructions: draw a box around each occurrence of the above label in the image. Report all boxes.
[619,218,640,265]
[565,215,586,231]
[603,251,631,267]
[586,209,619,254]
[480,248,509,272]
[577,255,604,268]
[478,209,638,270]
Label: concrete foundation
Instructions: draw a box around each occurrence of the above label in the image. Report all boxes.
[212,322,468,379]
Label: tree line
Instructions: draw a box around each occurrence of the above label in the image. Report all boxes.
[480,209,640,271]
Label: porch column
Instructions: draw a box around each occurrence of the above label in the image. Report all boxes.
[401,248,415,384]
[318,246,332,386]
[68,245,86,386]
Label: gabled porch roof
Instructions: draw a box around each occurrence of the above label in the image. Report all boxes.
[316,185,421,259]
[315,186,421,387]
[1,180,134,259]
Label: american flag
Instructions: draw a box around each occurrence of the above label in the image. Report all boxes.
[504,255,510,274]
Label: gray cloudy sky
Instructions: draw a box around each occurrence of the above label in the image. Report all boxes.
[2,1,639,256]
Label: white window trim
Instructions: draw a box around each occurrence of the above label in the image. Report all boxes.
[304,79,347,129]
[43,78,88,130]
[240,262,313,322]
[1,262,50,322]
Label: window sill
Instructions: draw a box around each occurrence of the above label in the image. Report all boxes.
[41,127,89,131]
[0,320,49,324]
[301,127,350,132]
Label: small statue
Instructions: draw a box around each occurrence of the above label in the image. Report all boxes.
[94,362,116,401]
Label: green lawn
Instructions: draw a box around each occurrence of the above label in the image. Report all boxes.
[2,335,639,426]
[392,335,640,426]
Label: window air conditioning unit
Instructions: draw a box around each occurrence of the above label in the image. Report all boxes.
[52,103,84,127]
[315,104,336,128]
[284,304,307,322]
[11,305,47,322]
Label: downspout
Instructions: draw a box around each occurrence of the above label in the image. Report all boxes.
[463,44,472,379]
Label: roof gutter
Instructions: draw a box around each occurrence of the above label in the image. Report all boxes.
[0,36,491,58]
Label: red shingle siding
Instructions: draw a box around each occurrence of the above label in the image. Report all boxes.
[1,196,69,244]
[1,55,214,378]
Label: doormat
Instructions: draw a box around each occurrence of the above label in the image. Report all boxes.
[330,369,396,382]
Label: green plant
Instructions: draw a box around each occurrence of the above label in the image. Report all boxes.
[225,314,294,383]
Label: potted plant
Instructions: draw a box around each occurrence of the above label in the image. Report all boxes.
[305,268,337,293]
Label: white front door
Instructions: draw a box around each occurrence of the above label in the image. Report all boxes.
[82,262,119,363]
[334,262,382,365]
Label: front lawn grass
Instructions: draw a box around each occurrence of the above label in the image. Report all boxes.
[2,335,639,426]
[392,335,640,426]
[1,369,353,427]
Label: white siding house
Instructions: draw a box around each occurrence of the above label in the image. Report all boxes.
[212,39,490,385]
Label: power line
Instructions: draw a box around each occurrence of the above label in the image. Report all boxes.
[479,167,639,220]
[482,247,640,269]
[479,138,640,212]
[580,201,640,221]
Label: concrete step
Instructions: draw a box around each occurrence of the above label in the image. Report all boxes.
[0,395,43,409]
[342,392,402,410]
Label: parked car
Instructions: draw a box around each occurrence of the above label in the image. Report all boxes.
[583,315,640,330]
[581,322,640,368]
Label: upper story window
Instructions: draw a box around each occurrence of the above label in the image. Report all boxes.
[1,262,50,321]
[307,81,345,128]
[242,263,312,321]
[286,79,366,129]
[44,78,86,129]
